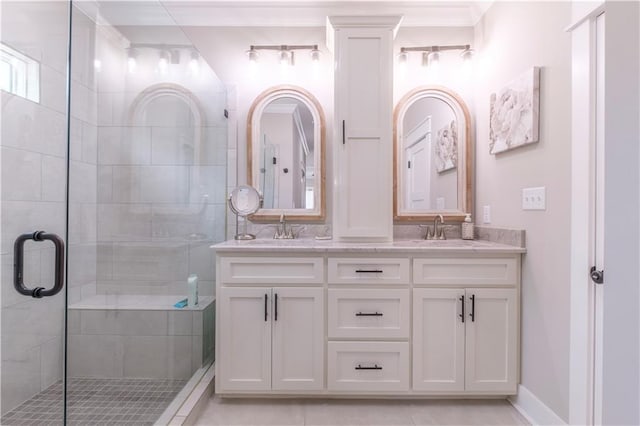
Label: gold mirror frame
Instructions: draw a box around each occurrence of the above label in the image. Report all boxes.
[393,86,473,222]
[247,85,326,222]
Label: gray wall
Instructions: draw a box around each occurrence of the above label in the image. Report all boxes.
[473,1,572,421]
[602,2,640,424]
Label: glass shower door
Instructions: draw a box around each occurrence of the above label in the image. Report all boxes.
[1,1,71,424]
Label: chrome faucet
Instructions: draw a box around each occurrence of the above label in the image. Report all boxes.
[274,213,294,239]
[422,214,446,240]
[433,214,446,240]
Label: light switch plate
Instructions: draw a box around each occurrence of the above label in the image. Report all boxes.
[522,186,546,210]
[436,197,445,210]
[483,205,491,224]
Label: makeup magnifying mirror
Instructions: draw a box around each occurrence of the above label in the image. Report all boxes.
[228,185,263,240]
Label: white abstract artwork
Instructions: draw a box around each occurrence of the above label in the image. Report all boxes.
[489,67,540,154]
[435,120,457,173]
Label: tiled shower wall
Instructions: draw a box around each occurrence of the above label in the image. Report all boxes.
[94,27,228,298]
[1,2,99,414]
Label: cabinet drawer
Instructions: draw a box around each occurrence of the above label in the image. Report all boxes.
[413,257,518,286]
[327,342,409,392]
[220,257,324,284]
[328,289,409,339]
[328,258,409,285]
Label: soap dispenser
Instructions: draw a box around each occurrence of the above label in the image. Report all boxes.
[461,214,474,240]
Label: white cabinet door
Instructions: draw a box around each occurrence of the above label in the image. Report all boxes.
[413,288,465,391]
[333,25,395,242]
[218,287,272,391]
[272,288,324,391]
[465,288,518,393]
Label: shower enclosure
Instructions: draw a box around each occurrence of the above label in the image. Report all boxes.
[1,1,227,424]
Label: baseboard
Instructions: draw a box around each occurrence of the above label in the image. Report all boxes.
[508,385,567,426]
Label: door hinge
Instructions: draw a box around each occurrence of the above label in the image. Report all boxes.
[408,161,411,169]
[590,266,604,284]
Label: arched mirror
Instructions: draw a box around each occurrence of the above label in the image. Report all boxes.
[393,86,472,222]
[247,85,326,222]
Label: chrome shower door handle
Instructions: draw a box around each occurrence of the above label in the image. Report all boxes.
[14,231,65,298]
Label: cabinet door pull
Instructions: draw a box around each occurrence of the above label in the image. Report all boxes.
[342,120,346,145]
[459,295,465,323]
[274,293,278,321]
[355,269,383,273]
[355,311,383,317]
[470,294,475,322]
[355,364,383,370]
[264,293,268,321]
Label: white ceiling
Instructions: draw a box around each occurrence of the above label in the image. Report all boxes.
[84,1,493,27]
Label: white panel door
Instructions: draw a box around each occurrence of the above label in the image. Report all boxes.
[465,288,518,393]
[413,288,465,391]
[218,287,272,391]
[334,27,394,241]
[405,136,430,210]
[272,287,324,391]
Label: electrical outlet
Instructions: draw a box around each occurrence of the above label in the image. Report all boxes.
[436,197,445,210]
[483,205,491,224]
[522,187,546,210]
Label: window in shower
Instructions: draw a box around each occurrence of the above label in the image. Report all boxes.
[0,42,40,103]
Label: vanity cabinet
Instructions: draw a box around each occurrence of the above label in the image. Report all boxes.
[215,242,523,397]
[413,288,518,393]
[218,286,324,392]
[328,16,402,242]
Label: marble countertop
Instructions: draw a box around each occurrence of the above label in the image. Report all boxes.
[211,238,526,254]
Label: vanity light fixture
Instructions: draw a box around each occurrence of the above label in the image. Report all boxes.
[245,44,320,66]
[398,44,473,68]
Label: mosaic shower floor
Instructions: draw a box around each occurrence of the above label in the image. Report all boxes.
[1,377,187,425]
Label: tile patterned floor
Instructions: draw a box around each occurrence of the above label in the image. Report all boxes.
[1,378,187,425]
[194,396,531,426]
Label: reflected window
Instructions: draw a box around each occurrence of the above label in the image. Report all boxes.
[0,43,40,103]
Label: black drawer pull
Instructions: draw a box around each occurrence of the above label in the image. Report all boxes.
[355,364,383,370]
[355,269,383,273]
[355,312,383,317]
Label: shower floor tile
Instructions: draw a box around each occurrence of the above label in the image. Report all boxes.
[1,377,187,425]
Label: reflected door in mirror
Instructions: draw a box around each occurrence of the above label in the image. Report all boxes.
[401,97,458,212]
[394,86,472,222]
[259,97,314,210]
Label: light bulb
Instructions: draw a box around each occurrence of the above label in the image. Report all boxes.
[428,51,440,68]
[126,48,137,73]
[279,49,290,66]
[460,47,475,63]
[158,51,169,74]
[93,59,102,72]
[189,51,200,74]
[246,48,259,63]
[397,51,408,65]
[127,56,137,73]
[310,48,321,63]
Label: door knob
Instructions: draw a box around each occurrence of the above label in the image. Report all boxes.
[590,266,604,284]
